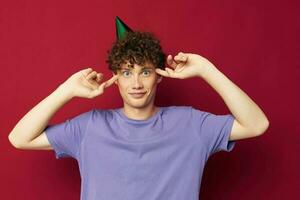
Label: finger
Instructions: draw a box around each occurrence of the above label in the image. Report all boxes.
[90,82,106,97]
[81,67,93,75]
[165,68,175,77]
[86,71,97,81]
[167,55,178,69]
[83,71,100,90]
[174,54,187,63]
[96,73,103,82]
[178,52,185,57]
[94,75,116,96]
[178,52,188,61]
[165,67,182,79]
[155,68,170,77]
[104,74,119,88]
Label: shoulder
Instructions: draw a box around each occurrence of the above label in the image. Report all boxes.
[65,109,95,123]
[163,105,193,119]
[189,106,210,117]
[165,105,205,115]
[164,105,191,112]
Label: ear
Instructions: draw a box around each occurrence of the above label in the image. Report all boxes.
[157,75,163,83]
[112,72,119,85]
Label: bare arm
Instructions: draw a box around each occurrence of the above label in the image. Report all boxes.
[199,64,269,140]
[8,84,73,149]
[8,68,119,149]
[156,52,269,141]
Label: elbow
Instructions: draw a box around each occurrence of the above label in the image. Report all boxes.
[254,119,270,136]
[8,133,23,149]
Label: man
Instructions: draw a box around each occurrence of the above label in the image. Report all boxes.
[8,17,269,200]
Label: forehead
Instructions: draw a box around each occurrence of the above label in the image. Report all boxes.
[120,61,155,70]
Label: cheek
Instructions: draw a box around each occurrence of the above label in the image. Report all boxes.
[149,76,158,85]
[146,81,158,93]
[117,80,129,92]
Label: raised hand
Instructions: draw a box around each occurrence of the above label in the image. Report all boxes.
[60,68,119,99]
[155,52,214,79]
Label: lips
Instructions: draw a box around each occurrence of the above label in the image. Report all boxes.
[129,92,146,98]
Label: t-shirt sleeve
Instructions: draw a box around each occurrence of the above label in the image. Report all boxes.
[190,107,236,156]
[44,109,94,160]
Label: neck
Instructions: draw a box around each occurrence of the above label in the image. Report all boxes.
[122,104,159,120]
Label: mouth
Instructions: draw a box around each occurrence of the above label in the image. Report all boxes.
[129,92,146,98]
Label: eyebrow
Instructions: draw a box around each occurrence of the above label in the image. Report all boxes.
[121,67,154,70]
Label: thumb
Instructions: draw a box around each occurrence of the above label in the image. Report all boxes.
[90,81,107,97]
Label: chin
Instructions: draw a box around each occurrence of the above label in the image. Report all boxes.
[127,101,148,109]
[124,98,151,109]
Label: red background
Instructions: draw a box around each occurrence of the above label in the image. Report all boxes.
[1,0,299,199]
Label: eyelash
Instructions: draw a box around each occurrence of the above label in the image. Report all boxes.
[122,70,151,76]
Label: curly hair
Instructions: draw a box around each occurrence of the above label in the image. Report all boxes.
[106,31,166,74]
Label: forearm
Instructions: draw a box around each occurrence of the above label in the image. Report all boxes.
[8,84,73,146]
[199,64,269,133]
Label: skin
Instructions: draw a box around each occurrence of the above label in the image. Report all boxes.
[58,51,269,141]
[113,61,163,120]
[155,52,269,140]
[112,51,269,141]
[8,52,269,150]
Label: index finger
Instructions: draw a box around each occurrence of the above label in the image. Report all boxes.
[104,74,119,88]
[155,68,170,77]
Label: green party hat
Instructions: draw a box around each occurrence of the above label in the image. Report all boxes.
[115,16,133,40]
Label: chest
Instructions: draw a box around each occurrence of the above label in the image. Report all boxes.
[79,128,206,182]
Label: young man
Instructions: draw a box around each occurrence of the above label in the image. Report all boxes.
[8,19,269,200]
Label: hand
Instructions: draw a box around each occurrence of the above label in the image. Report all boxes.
[155,52,214,79]
[60,68,119,99]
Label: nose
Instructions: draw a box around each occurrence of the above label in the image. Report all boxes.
[132,74,143,89]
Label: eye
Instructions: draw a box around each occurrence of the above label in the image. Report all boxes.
[142,70,151,76]
[122,70,131,77]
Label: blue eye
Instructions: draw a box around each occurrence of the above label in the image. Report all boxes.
[122,71,131,77]
[142,70,151,76]
[121,70,151,77]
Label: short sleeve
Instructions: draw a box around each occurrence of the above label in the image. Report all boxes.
[44,109,94,160]
[190,107,236,157]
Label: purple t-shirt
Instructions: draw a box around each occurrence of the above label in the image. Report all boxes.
[45,106,236,200]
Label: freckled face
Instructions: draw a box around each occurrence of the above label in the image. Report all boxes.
[114,62,162,109]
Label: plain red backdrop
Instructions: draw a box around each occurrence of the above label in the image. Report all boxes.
[1,0,299,199]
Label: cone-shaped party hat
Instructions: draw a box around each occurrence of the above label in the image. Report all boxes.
[115,16,133,40]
